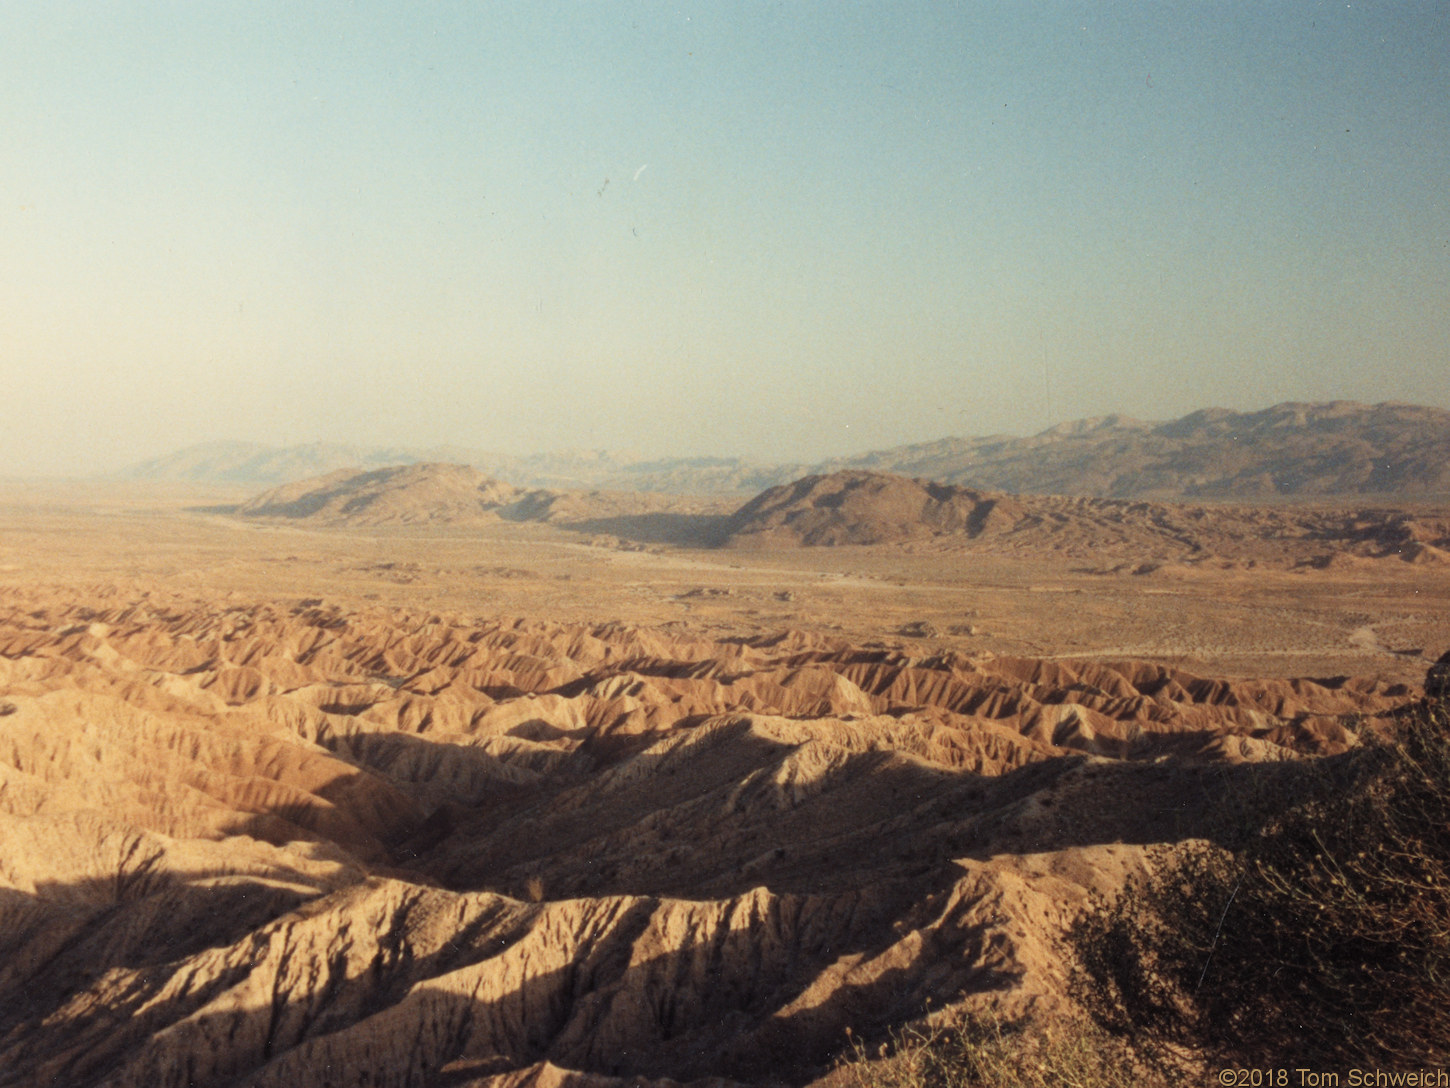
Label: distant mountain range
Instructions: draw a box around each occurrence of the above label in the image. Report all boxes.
[120,401,1450,500]
[119,440,797,495]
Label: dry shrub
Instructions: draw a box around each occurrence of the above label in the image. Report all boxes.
[1072,696,1450,1068]
[837,1010,1149,1088]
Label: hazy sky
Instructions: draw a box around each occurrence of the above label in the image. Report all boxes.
[4,2,1447,475]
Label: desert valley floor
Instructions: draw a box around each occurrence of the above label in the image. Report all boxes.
[1,479,1448,1086]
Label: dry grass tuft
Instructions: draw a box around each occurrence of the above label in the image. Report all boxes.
[1072,695,1450,1069]
[836,1010,1153,1088]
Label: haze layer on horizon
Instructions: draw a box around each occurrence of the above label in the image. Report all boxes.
[4,2,1447,477]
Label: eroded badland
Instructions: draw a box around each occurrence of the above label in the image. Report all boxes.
[2,475,1449,1086]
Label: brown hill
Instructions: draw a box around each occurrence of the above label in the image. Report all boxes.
[236,462,526,525]
[234,463,738,546]
[723,471,1028,546]
[723,470,1450,569]
[0,589,1424,1086]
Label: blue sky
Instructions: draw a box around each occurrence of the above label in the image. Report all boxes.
[3,2,1447,474]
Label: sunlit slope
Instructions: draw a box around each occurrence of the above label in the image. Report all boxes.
[722,470,1450,565]
[0,592,1421,1086]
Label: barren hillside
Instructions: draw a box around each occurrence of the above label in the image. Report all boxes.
[236,463,526,525]
[722,471,1026,546]
[233,463,1450,572]
[235,463,736,543]
[825,401,1450,498]
[723,470,1450,568]
[0,589,1424,1086]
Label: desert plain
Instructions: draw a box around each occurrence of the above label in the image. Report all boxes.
[1,464,1448,1086]
[5,476,1447,681]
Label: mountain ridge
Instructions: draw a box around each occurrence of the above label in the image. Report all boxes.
[120,400,1450,500]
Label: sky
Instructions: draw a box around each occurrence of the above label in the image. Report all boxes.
[3,1,1448,476]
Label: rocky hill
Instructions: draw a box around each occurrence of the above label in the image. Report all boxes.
[0,590,1425,1086]
[722,470,1450,568]
[235,462,738,544]
[236,463,526,525]
[723,471,1028,547]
